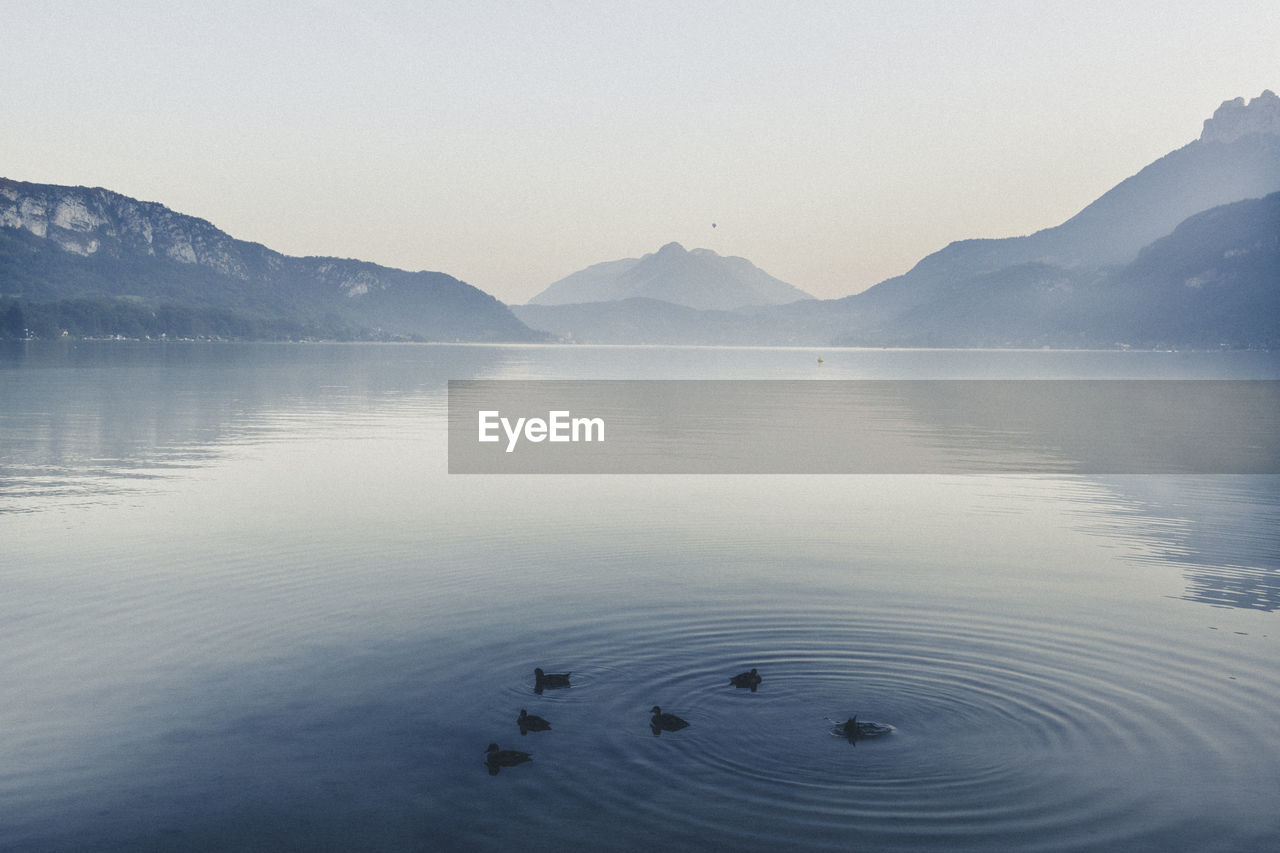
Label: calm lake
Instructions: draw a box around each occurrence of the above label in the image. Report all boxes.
[2,342,1278,852]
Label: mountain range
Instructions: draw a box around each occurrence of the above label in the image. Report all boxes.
[0,179,539,341]
[3,90,1278,346]
[514,90,1280,348]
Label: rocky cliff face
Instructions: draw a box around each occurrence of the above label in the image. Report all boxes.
[4,180,329,288]
[1201,90,1280,144]
[0,178,539,340]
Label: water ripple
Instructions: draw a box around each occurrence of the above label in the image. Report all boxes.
[458,601,1277,852]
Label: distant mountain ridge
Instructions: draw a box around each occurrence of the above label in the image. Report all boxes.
[0,178,539,341]
[829,191,1280,348]
[849,121,1280,325]
[529,241,811,310]
[515,90,1280,348]
[6,89,1276,347]
[514,191,1280,348]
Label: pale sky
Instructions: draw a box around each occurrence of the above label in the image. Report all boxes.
[3,1,1276,303]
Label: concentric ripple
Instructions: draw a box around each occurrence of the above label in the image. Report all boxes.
[456,600,1279,852]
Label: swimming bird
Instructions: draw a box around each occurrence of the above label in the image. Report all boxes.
[534,668,571,691]
[837,716,893,744]
[650,705,690,733]
[517,709,551,733]
[485,743,532,767]
[729,668,762,689]
[838,716,860,742]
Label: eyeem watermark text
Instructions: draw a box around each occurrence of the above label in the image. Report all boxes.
[449,380,1280,474]
[478,410,605,453]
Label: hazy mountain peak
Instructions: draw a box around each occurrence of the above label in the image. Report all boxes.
[1201,89,1280,143]
[529,242,811,310]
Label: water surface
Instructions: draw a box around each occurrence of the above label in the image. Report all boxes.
[2,342,1277,851]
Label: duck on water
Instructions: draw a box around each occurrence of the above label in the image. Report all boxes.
[517,709,551,734]
[729,668,762,690]
[485,743,532,775]
[836,716,894,744]
[534,667,571,693]
[650,706,690,734]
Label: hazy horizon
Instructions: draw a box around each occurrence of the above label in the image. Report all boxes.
[3,1,1275,303]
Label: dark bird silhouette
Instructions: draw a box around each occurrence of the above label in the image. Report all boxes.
[839,716,861,743]
[534,667,571,693]
[517,708,551,734]
[837,716,893,745]
[485,743,532,774]
[729,667,762,690]
[650,705,690,734]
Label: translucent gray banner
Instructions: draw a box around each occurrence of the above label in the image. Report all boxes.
[447,380,1280,474]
